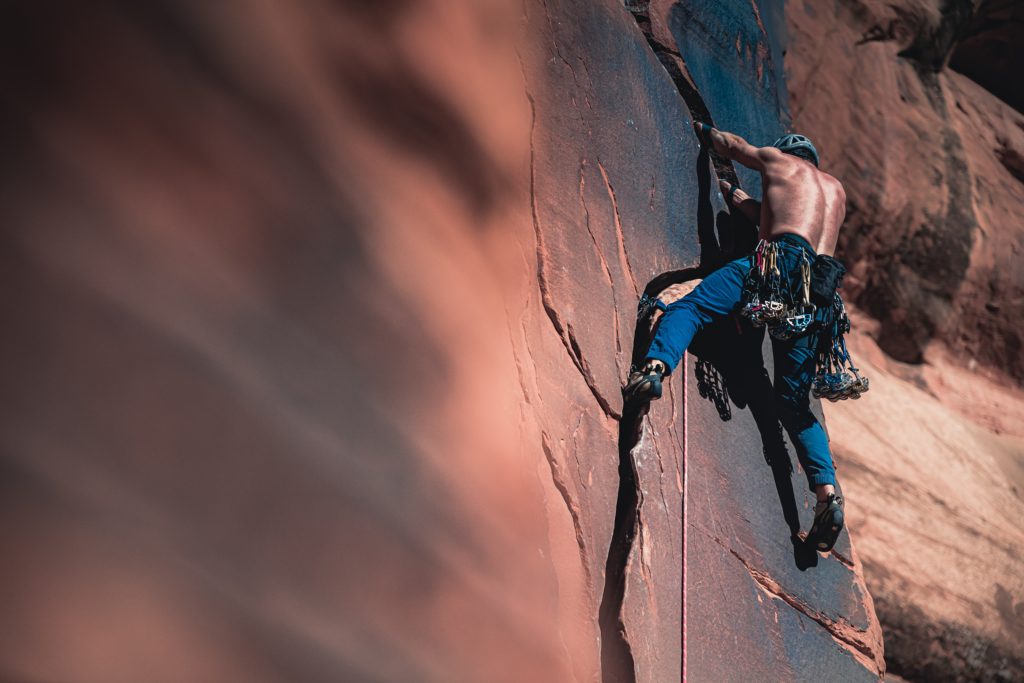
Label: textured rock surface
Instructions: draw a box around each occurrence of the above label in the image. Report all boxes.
[653,3,884,680]
[525,2,882,679]
[787,1,1024,680]
[0,1,884,681]
[786,0,1024,381]
[822,315,1024,682]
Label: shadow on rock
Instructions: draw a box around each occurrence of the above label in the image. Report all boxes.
[628,145,810,568]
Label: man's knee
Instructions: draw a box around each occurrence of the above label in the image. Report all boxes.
[656,281,701,310]
[664,296,697,314]
[776,392,815,430]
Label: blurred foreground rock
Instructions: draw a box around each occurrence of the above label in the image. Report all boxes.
[0,1,883,681]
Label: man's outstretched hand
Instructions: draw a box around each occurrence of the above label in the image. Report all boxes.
[693,121,715,148]
[691,124,764,170]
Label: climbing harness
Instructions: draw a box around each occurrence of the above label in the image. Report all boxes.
[739,237,869,402]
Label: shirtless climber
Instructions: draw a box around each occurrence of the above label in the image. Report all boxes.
[625,123,857,553]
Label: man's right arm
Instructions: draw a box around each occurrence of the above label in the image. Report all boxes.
[694,122,772,170]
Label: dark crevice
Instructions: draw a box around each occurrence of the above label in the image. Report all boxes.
[948,0,1024,112]
[897,0,976,71]
[598,399,643,683]
[996,142,1024,183]
[598,264,704,683]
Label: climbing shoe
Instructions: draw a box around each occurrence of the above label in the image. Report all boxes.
[624,360,665,404]
[807,493,844,553]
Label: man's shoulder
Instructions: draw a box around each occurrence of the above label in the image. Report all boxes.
[818,170,846,197]
[756,146,788,163]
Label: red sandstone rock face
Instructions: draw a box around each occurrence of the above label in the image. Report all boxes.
[0,1,884,681]
[786,0,1024,382]
[822,310,1024,683]
[787,1,1024,679]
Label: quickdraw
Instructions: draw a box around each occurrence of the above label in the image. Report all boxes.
[811,295,870,401]
[740,239,810,332]
[741,240,789,327]
[695,358,731,421]
[771,251,816,340]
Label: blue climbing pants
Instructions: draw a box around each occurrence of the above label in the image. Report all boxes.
[646,235,837,492]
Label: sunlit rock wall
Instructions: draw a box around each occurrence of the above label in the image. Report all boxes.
[0,1,883,681]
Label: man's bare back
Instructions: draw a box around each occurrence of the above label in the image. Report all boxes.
[697,123,846,255]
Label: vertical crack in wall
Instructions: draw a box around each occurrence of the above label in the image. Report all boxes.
[600,279,696,683]
[597,159,641,297]
[599,267,690,683]
[598,397,644,683]
[594,4,747,681]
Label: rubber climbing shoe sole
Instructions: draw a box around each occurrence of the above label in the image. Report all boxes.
[624,371,663,404]
[808,497,844,553]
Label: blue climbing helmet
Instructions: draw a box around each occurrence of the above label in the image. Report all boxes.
[772,133,819,167]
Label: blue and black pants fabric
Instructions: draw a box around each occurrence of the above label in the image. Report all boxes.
[646,234,837,492]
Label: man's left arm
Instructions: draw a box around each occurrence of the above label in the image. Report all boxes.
[719,179,761,224]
